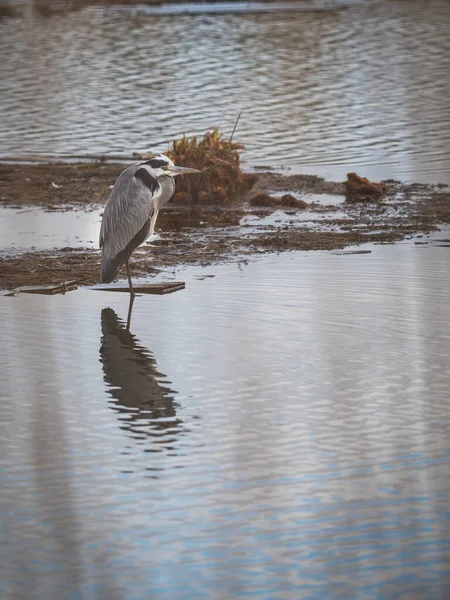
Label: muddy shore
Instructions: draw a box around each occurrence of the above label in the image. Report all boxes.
[0,162,449,291]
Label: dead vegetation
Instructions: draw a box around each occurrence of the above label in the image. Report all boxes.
[166,128,256,204]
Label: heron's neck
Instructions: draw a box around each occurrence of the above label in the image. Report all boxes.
[158,175,176,207]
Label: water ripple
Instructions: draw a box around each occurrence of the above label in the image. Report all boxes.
[1,1,450,182]
[1,243,450,597]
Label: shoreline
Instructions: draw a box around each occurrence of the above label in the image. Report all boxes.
[0,162,449,292]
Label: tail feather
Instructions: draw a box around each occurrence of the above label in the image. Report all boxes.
[100,252,122,283]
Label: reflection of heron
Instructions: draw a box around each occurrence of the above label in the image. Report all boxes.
[99,155,200,296]
[100,307,183,448]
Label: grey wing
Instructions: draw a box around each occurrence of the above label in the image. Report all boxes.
[99,165,161,261]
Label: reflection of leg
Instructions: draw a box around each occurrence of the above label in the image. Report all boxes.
[126,259,135,298]
[126,293,135,332]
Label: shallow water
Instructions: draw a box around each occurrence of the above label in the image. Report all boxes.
[1,0,450,183]
[0,206,102,253]
[1,240,450,599]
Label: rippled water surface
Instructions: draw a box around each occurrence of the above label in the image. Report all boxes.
[1,240,450,598]
[1,0,450,182]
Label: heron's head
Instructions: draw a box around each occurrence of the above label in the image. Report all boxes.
[143,155,201,178]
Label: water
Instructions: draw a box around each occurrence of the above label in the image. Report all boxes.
[1,0,450,183]
[1,241,450,598]
[0,206,102,253]
[2,1,450,596]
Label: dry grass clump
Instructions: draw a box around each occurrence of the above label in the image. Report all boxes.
[166,128,256,205]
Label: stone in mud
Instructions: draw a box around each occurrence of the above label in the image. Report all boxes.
[280,194,308,209]
[345,172,388,201]
[249,192,280,207]
[249,193,307,209]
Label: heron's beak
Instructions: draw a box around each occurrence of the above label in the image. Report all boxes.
[167,165,202,176]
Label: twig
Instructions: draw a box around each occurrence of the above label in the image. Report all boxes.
[206,173,214,202]
[229,111,242,142]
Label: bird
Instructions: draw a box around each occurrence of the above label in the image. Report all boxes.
[99,154,200,296]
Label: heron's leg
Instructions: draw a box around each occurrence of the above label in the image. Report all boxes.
[126,292,135,331]
[126,258,135,298]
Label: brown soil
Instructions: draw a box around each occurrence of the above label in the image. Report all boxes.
[0,163,122,209]
[1,163,449,291]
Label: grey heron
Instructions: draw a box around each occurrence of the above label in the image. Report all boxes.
[99,155,200,296]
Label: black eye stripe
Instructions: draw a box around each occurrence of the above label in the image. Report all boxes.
[143,158,169,169]
[135,168,160,194]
